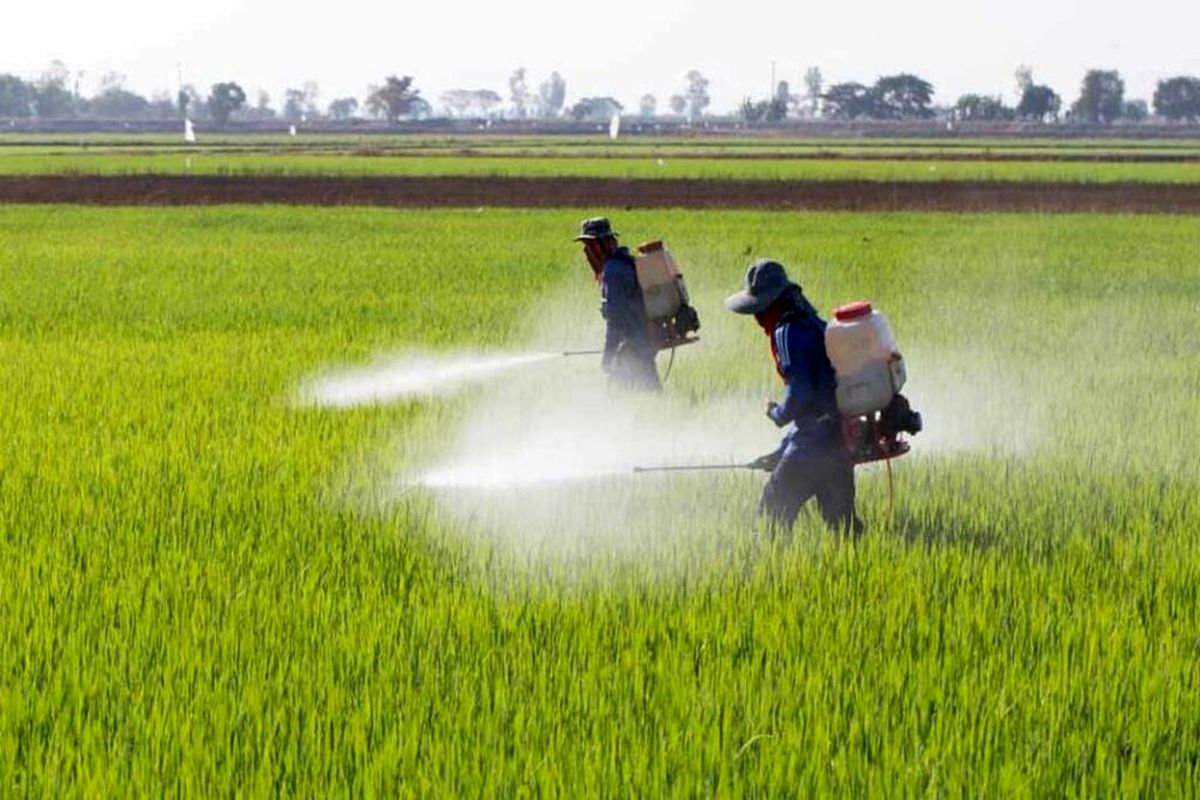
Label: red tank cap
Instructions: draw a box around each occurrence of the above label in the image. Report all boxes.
[834,301,873,321]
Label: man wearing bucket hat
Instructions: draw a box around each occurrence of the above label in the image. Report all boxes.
[727,259,863,535]
[575,217,661,391]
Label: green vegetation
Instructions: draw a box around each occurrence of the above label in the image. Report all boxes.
[3,133,1200,183]
[3,132,1200,151]
[2,205,1198,793]
[4,149,1200,183]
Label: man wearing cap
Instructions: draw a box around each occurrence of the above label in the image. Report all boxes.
[575,217,661,391]
[727,259,863,535]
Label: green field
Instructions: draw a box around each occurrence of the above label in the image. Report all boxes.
[4,132,1200,183]
[5,150,1200,183]
[4,131,1200,151]
[2,205,1199,793]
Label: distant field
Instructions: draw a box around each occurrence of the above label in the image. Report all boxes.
[4,131,1200,184]
[2,205,1199,794]
[4,150,1200,183]
[4,131,1200,152]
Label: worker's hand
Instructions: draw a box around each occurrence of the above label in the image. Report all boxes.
[763,397,778,419]
[748,450,782,472]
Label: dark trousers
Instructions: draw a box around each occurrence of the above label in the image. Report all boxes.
[609,350,661,392]
[759,442,863,535]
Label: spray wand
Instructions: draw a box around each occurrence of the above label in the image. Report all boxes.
[633,451,780,474]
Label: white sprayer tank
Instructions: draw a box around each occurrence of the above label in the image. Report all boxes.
[635,241,687,322]
[825,301,907,415]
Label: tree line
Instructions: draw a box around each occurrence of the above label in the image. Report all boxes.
[739,68,1200,124]
[742,67,1200,125]
[2,61,1199,126]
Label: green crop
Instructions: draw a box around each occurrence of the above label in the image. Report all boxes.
[4,151,1200,183]
[1,206,1198,795]
[3,130,1200,152]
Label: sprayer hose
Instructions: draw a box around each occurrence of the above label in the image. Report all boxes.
[885,457,896,520]
[662,346,678,383]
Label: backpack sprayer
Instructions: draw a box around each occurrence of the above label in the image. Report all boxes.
[633,300,922,481]
[634,240,701,351]
[563,240,701,363]
[825,301,922,464]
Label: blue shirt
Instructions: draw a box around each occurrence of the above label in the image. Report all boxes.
[768,305,840,448]
[600,247,656,364]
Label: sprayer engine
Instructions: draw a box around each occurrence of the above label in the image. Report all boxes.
[636,240,701,349]
[841,393,923,464]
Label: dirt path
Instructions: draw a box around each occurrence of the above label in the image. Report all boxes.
[2,175,1198,213]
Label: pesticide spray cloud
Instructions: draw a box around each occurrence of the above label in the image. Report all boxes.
[415,386,771,491]
[901,346,1045,458]
[297,351,557,409]
[395,354,781,564]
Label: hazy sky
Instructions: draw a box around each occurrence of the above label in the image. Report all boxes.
[7,0,1199,113]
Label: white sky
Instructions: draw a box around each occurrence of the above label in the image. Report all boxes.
[6,0,1199,113]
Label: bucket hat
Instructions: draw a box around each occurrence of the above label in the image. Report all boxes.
[725,259,798,314]
[574,217,619,241]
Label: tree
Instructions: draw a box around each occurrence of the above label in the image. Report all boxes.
[409,98,432,119]
[365,75,422,123]
[538,72,565,118]
[89,86,150,118]
[473,90,503,117]
[774,80,793,117]
[509,68,531,119]
[739,98,771,123]
[569,96,623,122]
[1122,99,1148,122]
[207,82,246,127]
[146,92,178,120]
[873,73,934,119]
[1072,69,1124,124]
[302,81,319,117]
[683,70,710,121]
[98,71,127,93]
[803,66,823,117]
[1017,84,1060,122]
[955,94,1013,121]
[440,89,502,117]
[821,82,876,119]
[669,95,686,116]
[282,84,319,120]
[328,97,359,120]
[744,83,789,123]
[440,89,472,117]
[34,60,76,118]
[639,94,657,118]
[282,88,306,120]
[177,84,205,120]
[1014,65,1034,96]
[0,74,36,117]
[408,98,432,119]
[1153,76,1200,122]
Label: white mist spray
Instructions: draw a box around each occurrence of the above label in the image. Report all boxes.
[297,351,558,409]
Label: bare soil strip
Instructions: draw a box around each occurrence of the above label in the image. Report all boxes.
[2,175,1198,214]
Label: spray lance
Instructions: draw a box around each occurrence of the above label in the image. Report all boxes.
[632,450,781,474]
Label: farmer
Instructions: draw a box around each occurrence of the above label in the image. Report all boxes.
[726,259,863,535]
[574,217,661,391]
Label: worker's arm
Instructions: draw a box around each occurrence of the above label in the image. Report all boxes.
[766,323,818,427]
[601,263,646,369]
